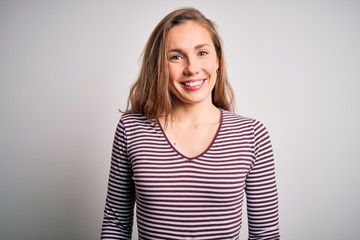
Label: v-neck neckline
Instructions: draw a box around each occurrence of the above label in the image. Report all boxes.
[157,108,223,160]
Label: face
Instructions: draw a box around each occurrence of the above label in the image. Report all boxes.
[166,21,219,107]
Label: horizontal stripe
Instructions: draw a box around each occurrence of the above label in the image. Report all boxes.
[101,109,280,239]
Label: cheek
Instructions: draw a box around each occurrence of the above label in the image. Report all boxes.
[204,62,218,74]
[204,57,219,73]
[168,64,180,82]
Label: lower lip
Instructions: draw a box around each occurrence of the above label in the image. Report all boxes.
[182,80,205,91]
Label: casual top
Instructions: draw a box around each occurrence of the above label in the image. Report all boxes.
[101,109,280,240]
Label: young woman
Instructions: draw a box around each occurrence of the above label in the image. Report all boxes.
[101,7,280,240]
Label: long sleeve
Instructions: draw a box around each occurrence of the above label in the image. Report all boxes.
[101,119,135,239]
[245,120,280,240]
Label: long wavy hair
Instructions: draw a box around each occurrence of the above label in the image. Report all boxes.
[125,7,235,119]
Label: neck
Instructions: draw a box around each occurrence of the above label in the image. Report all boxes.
[170,102,219,124]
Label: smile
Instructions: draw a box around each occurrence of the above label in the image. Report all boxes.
[183,80,204,87]
[181,79,205,89]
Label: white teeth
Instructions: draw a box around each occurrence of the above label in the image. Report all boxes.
[184,80,203,87]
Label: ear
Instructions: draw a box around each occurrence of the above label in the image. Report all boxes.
[216,56,220,71]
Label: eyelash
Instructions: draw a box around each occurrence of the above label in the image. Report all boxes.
[169,51,208,61]
[170,55,183,60]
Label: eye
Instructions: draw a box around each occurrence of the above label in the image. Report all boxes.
[169,55,183,61]
[198,51,208,56]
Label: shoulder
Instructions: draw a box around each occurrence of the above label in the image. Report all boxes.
[113,113,152,132]
[221,109,269,134]
[221,109,256,126]
[120,112,149,124]
[117,112,157,135]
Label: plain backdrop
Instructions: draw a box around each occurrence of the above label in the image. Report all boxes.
[1,0,359,239]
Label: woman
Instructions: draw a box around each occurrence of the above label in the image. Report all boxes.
[101,7,280,240]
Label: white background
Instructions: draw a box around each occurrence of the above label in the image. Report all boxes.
[1,1,359,239]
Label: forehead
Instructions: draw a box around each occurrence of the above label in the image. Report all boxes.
[167,21,213,48]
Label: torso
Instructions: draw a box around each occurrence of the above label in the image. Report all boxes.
[102,110,280,239]
[122,110,256,239]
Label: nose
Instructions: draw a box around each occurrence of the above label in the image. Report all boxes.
[183,57,200,75]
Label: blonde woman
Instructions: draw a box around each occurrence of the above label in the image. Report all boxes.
[101,7,280,240]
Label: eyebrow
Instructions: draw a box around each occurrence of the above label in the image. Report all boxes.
[168,43,211,53]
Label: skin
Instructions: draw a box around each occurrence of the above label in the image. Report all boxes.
[159,21,221,158]
[167,21,219,109]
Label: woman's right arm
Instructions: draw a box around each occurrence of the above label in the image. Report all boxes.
[101,119,135,239]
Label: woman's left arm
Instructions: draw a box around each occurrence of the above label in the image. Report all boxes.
[245,120,280,239]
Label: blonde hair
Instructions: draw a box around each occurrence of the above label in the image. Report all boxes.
[125,7,235,119]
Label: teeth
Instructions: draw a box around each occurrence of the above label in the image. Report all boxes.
[184,80,203,87]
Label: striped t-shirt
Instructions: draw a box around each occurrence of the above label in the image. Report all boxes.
[101,109,280,239]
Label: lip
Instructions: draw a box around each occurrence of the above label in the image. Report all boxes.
[181,78,206,91]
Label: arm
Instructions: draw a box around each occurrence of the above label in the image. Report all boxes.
[245,120,280,240]
[101,119,135,239]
